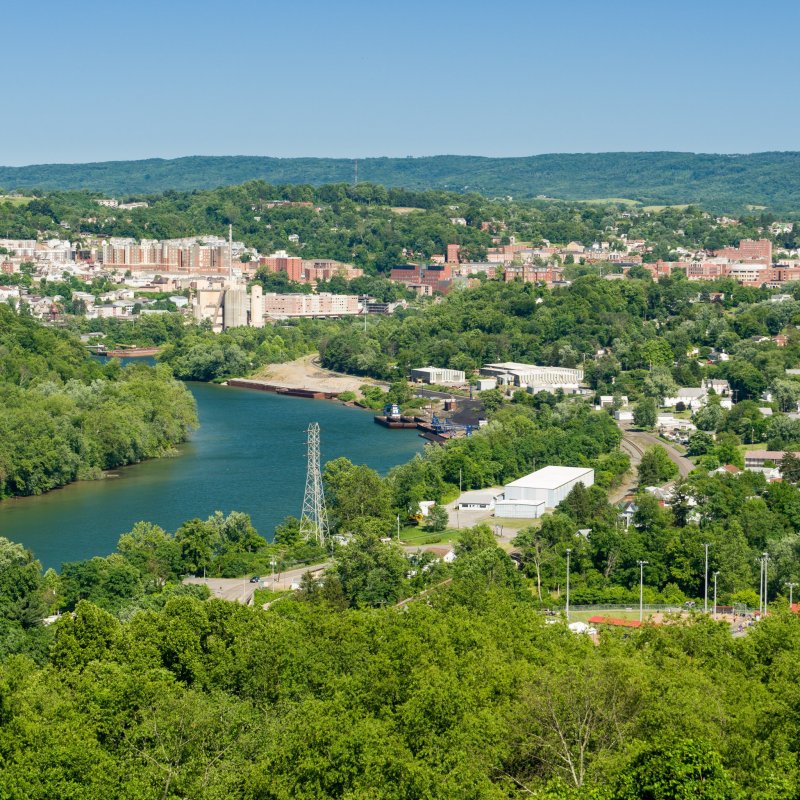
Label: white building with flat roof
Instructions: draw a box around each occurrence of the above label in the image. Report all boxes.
[494,466,594,518]
[410,366,466,384]
[481,362,584,392]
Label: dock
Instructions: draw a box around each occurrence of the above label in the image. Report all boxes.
[373,415,419,428]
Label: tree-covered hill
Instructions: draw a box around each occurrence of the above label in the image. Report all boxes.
[3,151,800,212]
[0,308,198,498]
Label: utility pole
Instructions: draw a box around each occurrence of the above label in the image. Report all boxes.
[565,548,572,621]
[763,552,769,617]
[788,582,797,609]
[702,543,711,613]
[759,555,764,616]
[396,514,400,541]
[713,571,719,619]
[638,559,648,622]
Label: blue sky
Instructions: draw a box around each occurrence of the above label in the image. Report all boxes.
[3,0,797,165]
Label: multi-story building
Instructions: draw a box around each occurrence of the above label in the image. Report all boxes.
[259,250,304,281]
[715,238,772,265]
[101,236,247,275]
[503,264,563,285]
[262,293,361,318]
[0,239,37,258]
[390,263,452,294]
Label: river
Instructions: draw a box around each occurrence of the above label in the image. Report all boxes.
[0,380,425,569]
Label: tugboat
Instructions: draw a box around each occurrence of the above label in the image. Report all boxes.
[373,403,418,428]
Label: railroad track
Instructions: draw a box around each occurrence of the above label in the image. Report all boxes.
[621,436,646,461]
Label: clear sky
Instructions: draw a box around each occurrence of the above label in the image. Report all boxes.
[3,0,797,165]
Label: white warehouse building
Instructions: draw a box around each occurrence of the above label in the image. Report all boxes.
[494,466,594,519]
[410,366,466,384]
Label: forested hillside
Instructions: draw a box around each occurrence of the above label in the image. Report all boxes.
[3,151,800,211]
[0,307,197,498]
[2,522,800,799]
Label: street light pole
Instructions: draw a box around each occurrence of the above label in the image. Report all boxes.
[638,560,648,622]
[565,548,572,621]
[713,571,719,619]
[702,543,711,614]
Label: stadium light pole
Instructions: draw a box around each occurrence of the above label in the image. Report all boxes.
[702,543,711,614]
[713,571,719,619]
[565,548,572,621]
[638,560,648,622]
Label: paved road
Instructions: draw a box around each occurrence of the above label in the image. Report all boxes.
[184,562,328,604]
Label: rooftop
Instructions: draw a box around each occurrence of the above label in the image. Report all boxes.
[506,465,593,490]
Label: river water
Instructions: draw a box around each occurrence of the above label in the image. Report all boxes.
[0,381,424,569]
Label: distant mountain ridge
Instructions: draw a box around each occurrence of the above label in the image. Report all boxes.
[2,152,799,211]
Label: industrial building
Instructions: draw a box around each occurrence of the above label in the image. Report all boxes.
[410,366,466,385]
[494,466,594,519]
[480,362,584,393]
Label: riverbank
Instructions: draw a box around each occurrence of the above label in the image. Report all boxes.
[249,354,387,395]
[2,382,424,569]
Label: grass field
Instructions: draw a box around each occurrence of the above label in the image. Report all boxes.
[641,203,690,212]
[577,197,640,207]
[0,195,32,206]
[401,527,461,546]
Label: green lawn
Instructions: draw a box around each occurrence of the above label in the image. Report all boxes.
[253,588,293,605]
[0,195,33,206]
[491,517,533,530]
[401,527,462,546]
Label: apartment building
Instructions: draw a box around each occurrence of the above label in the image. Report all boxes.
[262,292,361,318]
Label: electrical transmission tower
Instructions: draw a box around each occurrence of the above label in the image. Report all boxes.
[299,422,329,545]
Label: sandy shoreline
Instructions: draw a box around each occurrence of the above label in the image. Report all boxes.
[246,354,388,395]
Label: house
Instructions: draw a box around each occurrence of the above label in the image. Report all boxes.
[598,395,628,408]
[711,464,742,476]
[420,545,457,563]
[663,387,708,410]
[494,466,594,519]
[702,378,731,396]
[744,451,799,469]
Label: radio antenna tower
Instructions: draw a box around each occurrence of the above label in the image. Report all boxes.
[299,422,329,545]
